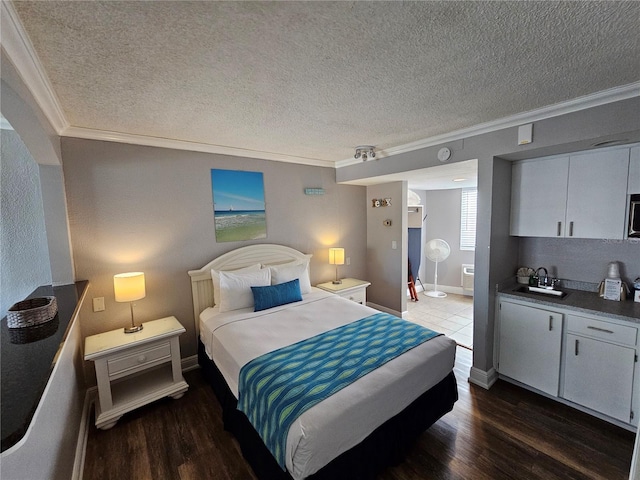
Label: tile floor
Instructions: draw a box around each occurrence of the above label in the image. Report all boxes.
[406,292,474,349]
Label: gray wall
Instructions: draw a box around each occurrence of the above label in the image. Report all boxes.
[61,138,367,359]
[0,129,52,318]
[519,237,640,287]
[422,188,475,289]
[366,182,407,315]
[338,96,640,376]
[39,165,75,286]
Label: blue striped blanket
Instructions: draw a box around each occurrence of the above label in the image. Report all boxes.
[237,312,442,469]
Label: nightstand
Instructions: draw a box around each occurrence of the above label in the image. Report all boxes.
[84,316,189,429]
[315,278,371,304]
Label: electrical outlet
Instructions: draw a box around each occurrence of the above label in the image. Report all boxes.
[346,257,351,265]
[392,240,397,250]
[93,297,105,312]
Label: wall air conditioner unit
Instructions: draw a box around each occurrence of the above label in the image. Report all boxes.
[462,264,474,296]
[408,205,423,228]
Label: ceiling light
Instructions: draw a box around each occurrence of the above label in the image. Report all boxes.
[354,146,376,161]
[453,178,466,182]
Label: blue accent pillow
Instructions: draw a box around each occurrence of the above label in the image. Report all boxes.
[251,279,303,312]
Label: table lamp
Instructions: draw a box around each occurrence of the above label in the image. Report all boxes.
[329,248,345,284]
[114,272,145,333]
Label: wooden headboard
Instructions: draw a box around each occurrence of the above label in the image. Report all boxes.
[187,244,312,337]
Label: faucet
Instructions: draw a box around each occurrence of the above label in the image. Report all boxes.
[536,267,549,287]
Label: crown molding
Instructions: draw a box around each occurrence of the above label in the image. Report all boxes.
[62,126,335,167]
[1,1,69,133]
[335,81,640,168]
[3,0,637,169]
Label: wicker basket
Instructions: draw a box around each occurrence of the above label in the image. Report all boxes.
[8,317,59,344]
[7,296,58,329]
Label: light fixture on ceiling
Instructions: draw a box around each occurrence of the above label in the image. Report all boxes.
[354,146,376,161]
[452,178,466,182]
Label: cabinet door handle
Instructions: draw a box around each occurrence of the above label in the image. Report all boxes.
[548,316,553,331]
[587,326,614,334]
[569,221,574,237]
[557,221,562,237]
[575,339,579,356]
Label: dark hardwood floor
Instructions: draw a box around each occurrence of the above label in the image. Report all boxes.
[83,348,634,479]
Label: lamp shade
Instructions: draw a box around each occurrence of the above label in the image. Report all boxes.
[114,272,146,302]
[328,248,345,266]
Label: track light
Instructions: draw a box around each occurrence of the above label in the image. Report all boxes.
[354,146,376,161]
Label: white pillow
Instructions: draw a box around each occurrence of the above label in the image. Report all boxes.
[211,263,261,306]
[268,260,312,294]
[218,268,271,313]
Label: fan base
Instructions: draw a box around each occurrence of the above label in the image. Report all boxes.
[425,291,447,298]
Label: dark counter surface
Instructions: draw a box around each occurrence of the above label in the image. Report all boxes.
[1,281,88,452]
[499,282,640,323]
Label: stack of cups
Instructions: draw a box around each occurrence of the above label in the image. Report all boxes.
[607,262,621,279]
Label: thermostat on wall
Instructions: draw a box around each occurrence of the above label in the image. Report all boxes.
[518,124,533,145]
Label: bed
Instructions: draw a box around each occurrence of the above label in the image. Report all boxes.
[188,244,458,479]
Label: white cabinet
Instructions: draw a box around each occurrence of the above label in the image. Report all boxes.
[85,316,189,429]
[563,314,637,424]
[315,278,370,304]
[497,295,640,428]
[498,301,563,396]
[510,156,569,237]
[510,146,630,239]
[565,148,629,239]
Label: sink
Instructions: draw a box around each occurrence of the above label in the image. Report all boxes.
[513,285,568,299]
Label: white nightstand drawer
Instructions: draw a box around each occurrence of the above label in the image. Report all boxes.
[567,314,637,347]
[315,278,370,305]
[108,342,171,377]
[338,289,366,304]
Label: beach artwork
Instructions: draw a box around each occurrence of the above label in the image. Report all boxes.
[211,169,267,242]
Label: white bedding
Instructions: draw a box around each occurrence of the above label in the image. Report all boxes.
[200,288,456,479]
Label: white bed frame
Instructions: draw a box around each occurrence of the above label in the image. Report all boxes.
[188,244,312,338]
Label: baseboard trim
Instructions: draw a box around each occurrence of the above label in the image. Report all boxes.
[74,387,96,480]
[468,366,498,390]
[366,302,401,318]
[420,284,467,296]
[182,354,199,372]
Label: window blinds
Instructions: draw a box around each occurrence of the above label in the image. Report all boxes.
[460,188,477,250]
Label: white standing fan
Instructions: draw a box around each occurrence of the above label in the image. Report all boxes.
[424,239,451,298]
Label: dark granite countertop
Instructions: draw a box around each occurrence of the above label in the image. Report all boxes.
[1,281,88,452]
[499,282,640,324]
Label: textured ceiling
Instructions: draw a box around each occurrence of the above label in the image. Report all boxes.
[9,1,640,166]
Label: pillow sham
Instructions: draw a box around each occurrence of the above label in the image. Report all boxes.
[211,263,261,306]
[251,279,302,312]
[268,259,312,294]
[218,268,271,313]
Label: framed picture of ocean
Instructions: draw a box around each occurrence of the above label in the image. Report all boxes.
[211,169,267,242]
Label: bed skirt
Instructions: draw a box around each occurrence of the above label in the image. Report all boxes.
[198,339,458,480]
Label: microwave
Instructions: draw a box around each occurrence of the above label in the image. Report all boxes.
[630,194,640,238]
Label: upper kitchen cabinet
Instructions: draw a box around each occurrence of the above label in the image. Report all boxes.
[629,146,640,194]
[511,146,631,239]
[565,148,629,239]
[510,156,569,237]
